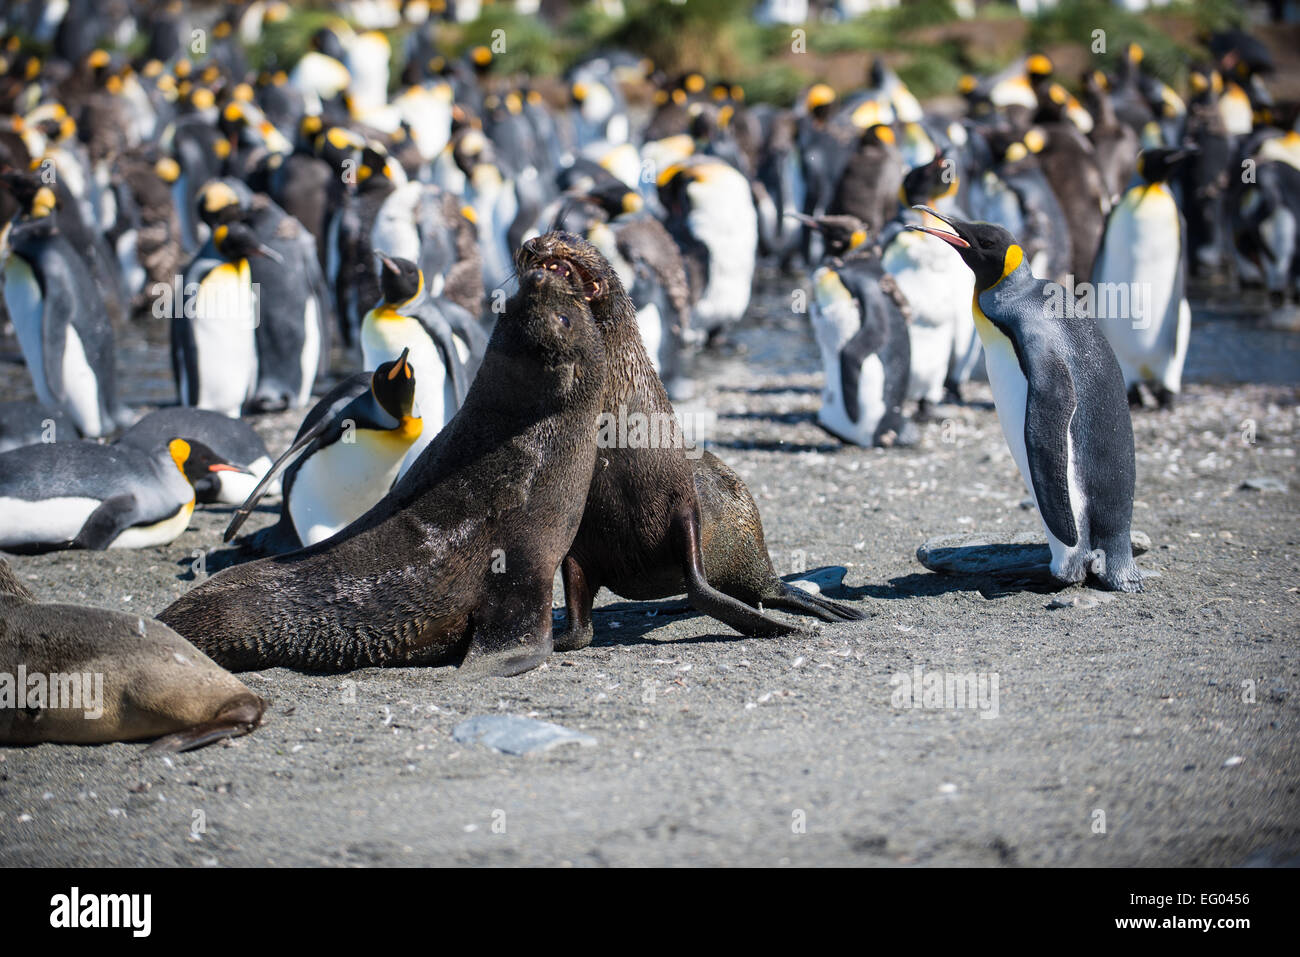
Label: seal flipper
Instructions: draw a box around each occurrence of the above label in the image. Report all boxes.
[1024,351,1080,549]
[672,505,797,638]
[142,695,266,754]
[555,554,596,652]
[73,493,140,550]
[762,582,867,622]
[457,578,555,678]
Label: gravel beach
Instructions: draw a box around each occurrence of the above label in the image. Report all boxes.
[1,275,1297,867]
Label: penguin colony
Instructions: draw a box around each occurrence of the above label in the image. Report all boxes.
[0,1,1294,749]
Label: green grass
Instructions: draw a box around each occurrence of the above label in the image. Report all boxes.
[54,0,1251,106]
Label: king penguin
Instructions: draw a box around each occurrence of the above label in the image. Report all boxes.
[0,437,247,552]
[174,222,274,418]
[0,184,128,438]
[799,213,914,448]
[1091,147,1194,409]
[907,206,1143,592]
[362,254,480,475]
[223,349,421,551]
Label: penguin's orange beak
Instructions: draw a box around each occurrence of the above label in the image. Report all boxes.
[903,205,970,248]
[209,463,250,473]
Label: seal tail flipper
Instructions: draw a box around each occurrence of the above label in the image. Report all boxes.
[763,582,867,622]
[142,696,266,754]
[672,506,798,638]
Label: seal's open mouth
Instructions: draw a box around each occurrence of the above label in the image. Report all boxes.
[519,245,603,301]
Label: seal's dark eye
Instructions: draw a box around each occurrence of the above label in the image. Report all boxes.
[558,314,570,327]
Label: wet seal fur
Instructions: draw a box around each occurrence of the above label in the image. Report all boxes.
[517,231,866,650]
[158,265,608,677]
[0,559,264,752]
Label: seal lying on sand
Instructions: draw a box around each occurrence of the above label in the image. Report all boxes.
[158,263,608,677]
[516,231,866,651]
[0,559,264,752]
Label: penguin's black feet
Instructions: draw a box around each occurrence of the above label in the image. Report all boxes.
[1268,289,1286,310]
[943,383,965,405]
[914,398,935,422]
[1126,384,1145,408]
[1152,385,1177,410]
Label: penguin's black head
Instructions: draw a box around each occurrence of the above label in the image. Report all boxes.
[197,178,250,230]
[1136,147,1196,184]
[901,150,956,206]
[905,207,1025,293]
[371,347,420,426]
[376,254,423,306]
[311,27,346,62]
[168,438,251,493]
[212,222,277,263]
[788,212,869,260]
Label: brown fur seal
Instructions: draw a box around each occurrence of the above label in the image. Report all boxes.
[157,263,608,677]
[0,559,264,752]
[516,231,866,651]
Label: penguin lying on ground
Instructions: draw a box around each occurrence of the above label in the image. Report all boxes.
[115,407,274,505]
[223,349,422,551]
[907,207,1143,592]
[0,437,248,552]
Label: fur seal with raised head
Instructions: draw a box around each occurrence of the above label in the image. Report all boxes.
[516,231,867,651]
[0,559,264,752]
[157,260,609,677]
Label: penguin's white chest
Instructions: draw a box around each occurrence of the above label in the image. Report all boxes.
[4,255,51,405]
[1092,185,1185,388]
[809,268,886,446]
[362,314,449,470]
[686,172,756,327]
[192,262,259,417]
[976,309,1082,571]
[289,430,412,545]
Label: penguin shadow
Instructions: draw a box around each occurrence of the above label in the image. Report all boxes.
[868,569,1069,602]
[175,507,278,580]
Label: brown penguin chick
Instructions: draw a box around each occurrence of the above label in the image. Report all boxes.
[116,147,184,305]
[0,559,264,753]
[829,123,904,237]
[1082,70,1141,203]
[436,187,486,317]
[517,231,867,652]
[157,264,608,678]
[1021,122,1109,283]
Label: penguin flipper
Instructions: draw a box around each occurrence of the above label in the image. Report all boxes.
[837,292,887,426]
[1024,353,1080,549]
[223,421,335,542]
[73,494,140,550]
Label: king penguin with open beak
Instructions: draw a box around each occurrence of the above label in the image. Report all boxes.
[905,207,1144,593]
